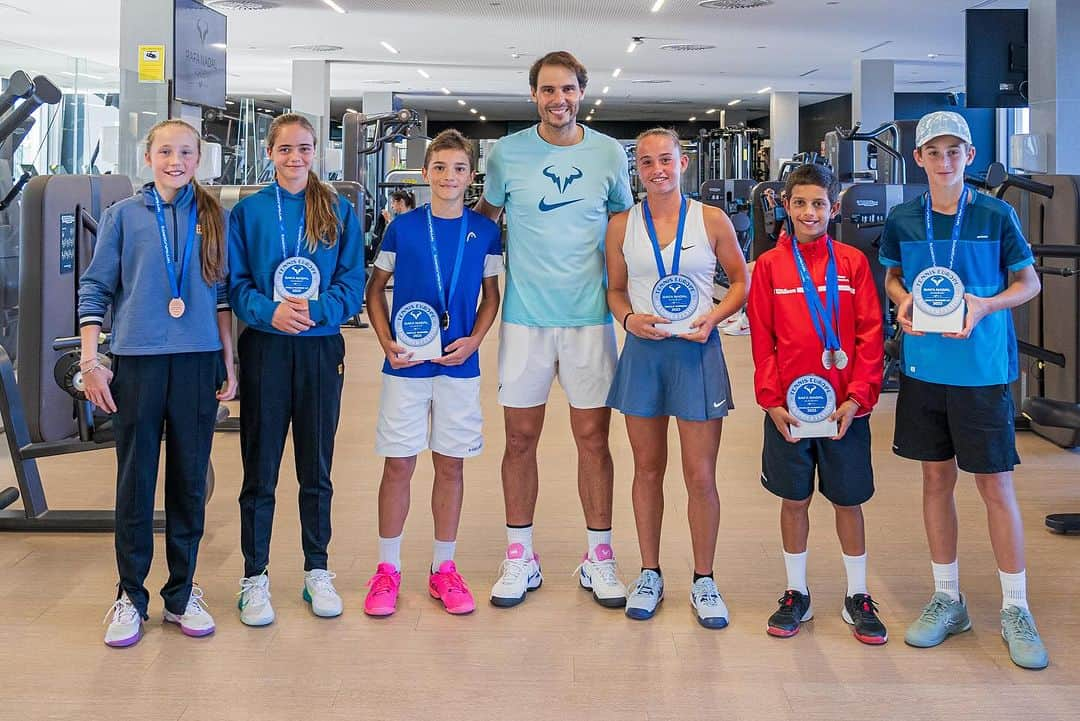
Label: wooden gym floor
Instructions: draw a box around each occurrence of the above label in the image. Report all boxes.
[1,324,1078,721]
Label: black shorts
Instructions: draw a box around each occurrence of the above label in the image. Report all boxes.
[893,374,1020,474]
[760,414,874,507]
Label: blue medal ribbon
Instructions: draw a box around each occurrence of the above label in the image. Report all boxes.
[425,205,469,330]
[924,186,969,269]
[151,187,196,302]
[642,196,688,278]
[790,232,842,355]
[274,182,306,260]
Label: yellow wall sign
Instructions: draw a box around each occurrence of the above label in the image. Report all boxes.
[138,45,166,83]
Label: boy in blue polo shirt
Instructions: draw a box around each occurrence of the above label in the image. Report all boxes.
[362,129,503,617]
[880,111,1047,669]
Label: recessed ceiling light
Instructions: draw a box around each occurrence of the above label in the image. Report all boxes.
[457,99,467,106]
[470,108,478,114]
[602,86,610,94]
[626,39,641,53]
[757,86,771,93]
[595,99,602,106]
[612,67,622,78]
[441,87,452,95]
[689,116,697,122]
[705,108,717,114]
[728,98,742,105]
[380,41,399,54]
[479,115,487,121]
[417,68,430,78]
[651,0,666,10]
[141,111,158,116]
[289,44,343,52]
[320,0,345,12]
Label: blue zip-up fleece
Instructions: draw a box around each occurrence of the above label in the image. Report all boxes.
[228,183,365,335]
[78,182,229,355]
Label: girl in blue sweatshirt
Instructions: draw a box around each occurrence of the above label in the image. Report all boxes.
[229,113,365,625]
[79,119,236,648]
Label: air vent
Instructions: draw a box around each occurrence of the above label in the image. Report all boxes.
[698,0,773,9]
[631,79,672,84]
[290,44,343,53]
[905,80,946,85]
[657,99,691,104]
[207,1,278,10]
[660,43,717,52]
[365,80,401,85]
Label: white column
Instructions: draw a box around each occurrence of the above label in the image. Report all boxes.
[291,59,330,176]
[118,0,172,180]
[1028,0,1080,174]
[769,91,799,180]
[851,59,894,172]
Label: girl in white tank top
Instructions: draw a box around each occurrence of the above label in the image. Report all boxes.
[603,128,750,629]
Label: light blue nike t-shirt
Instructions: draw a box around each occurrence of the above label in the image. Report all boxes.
[483,124,634,327]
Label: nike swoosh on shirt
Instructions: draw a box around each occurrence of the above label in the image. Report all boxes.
[681,244,695,250]
[713,400,727,408]
[538,197,585,212]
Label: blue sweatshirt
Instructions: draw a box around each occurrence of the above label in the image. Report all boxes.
[78,182,229,355]
[228,183,365,335]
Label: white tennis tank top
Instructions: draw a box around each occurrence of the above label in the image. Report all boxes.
[623,199,716,316]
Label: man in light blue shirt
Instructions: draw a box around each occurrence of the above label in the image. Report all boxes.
[475,50,634,610]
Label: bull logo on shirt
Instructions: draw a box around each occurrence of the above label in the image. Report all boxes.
[538,165,585,212]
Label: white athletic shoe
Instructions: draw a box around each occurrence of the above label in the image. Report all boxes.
[103,592,143,648]
[238,572,275,627]
[490,543,542,608]
[690,577,729,629]
[303,569,343,618]
[721,310,751,336]
[163,585,216,637]
[625,570,664,620]
[576,543,627,608]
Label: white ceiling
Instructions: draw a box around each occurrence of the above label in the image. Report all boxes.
[0,0,1028,122]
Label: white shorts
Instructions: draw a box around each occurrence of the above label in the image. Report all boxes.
[497,322,617,409]
[374,374,484,458]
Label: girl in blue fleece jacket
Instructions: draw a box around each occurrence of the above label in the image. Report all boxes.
[228,113,365,625]
[79,119,236,648]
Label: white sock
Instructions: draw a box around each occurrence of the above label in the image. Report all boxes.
[999,569,1029,610]
[432,539,457,574]
[378,534,402,571]
[506,525,534,560]
[783,550,809,595]
[587,528,612,557]
[932,560,960,602]
[842,553,868,597]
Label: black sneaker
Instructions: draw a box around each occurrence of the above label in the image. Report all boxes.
[843,593,888,645]
[767,589,813,637]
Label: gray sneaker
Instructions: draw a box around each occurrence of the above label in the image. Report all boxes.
[625,570,664,621]
[1001,605,1049,670]
[904,592,971,648]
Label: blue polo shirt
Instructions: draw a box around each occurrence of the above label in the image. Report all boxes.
[375,206,503,379]
[880,191,1034,387]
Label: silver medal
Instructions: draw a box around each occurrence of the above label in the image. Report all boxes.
[833,349,849,370]
[821,349,833,370]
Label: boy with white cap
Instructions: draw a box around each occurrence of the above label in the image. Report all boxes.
[880,111,1047,669]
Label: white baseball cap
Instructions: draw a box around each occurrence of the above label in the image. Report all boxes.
[915,111,972,148]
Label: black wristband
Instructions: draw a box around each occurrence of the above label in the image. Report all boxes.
[622,311,634,331]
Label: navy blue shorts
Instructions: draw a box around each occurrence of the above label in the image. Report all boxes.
[760,414,874,507]
[606,331,733,421]
[893,374,1020,474]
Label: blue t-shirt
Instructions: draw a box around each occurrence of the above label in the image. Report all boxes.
[375,206,503,378]
[482,124,633,327]
[880,191,1034,386]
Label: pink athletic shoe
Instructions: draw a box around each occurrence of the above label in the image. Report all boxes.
[364,562,401,617]
[428,560,476,615]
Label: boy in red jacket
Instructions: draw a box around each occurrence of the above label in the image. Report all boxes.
[747,164,887,644]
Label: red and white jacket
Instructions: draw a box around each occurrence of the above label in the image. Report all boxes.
[747,231,884,416]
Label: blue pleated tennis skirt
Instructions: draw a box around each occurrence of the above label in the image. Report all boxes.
[606,331,734,421]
